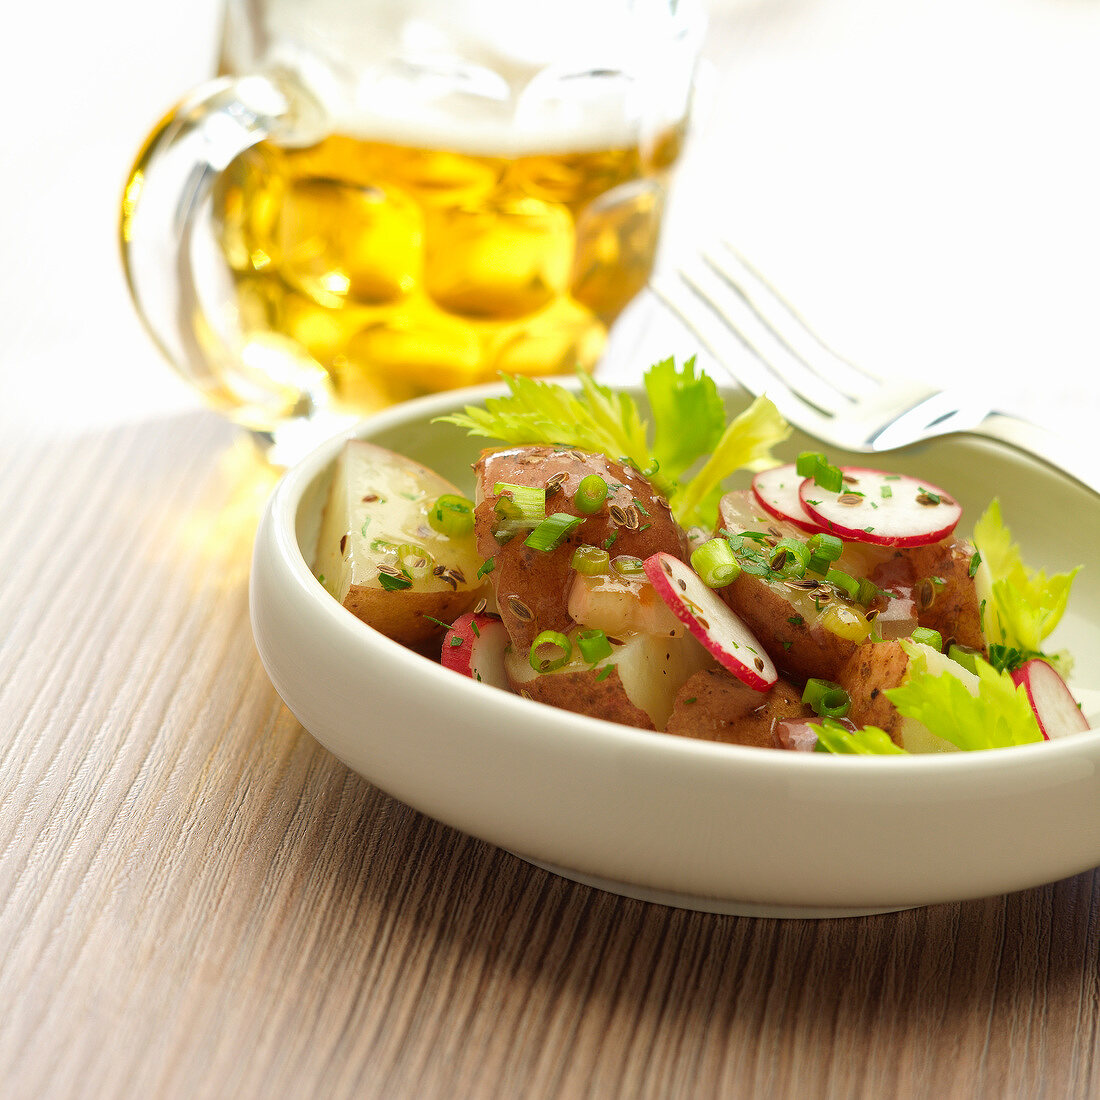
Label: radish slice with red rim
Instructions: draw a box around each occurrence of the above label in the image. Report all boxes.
[644,552,777,691]
[798,467,961,547]
[1011,659,1090,741]
[442,612,512,690]
[751,464,826,533]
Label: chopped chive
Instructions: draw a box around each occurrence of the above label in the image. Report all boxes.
[969,551,982,577]
[787,615,804,626]
[378,572,412,591]
[470,621,480,638]
[477,558,495,578]
[360,518,371,536]
[595,664,615,681]
[632,498,650,517]
[603,531,619,550]
[449,636,464,647]
[880,485,893,499]
[421,614,452,630]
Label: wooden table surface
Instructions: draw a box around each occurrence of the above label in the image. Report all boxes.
[4,1,1100,1097]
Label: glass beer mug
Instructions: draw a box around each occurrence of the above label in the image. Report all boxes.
[121,0,704,456]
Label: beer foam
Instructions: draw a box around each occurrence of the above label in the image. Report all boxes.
[261,2,701,157]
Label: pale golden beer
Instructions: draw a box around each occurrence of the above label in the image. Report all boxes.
[213,127,684,412]
[121,0,704,452]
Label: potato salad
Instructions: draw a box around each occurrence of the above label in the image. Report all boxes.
[312,360,1087,754]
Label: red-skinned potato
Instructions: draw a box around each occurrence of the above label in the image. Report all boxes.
[666,669,810,748]
[314,440,487,644]
[505,631,714,732]
[474,446,687,652]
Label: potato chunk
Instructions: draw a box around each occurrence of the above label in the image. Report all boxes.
[666,669,810,748]
[474,446,687,652]
[314,440,486,644]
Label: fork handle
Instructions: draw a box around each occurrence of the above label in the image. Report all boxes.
[966,412,1099,497]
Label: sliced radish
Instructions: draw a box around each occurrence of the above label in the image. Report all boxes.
[798,467,962,547]
[1011,659,1090,741]
[751,464,827,534]
[643,552,777,691]
[441,612,512,690]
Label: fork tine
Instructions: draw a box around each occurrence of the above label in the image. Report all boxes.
[650,267,839,442]
[659,254,858,419]
[704,243,885,402]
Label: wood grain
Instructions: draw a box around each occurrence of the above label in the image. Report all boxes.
[1,413,1098,1100]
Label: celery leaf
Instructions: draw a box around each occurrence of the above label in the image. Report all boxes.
[886,640,1042,750]
[668,395,791,528]
[643,355,726,480]
[972,499,1078,665]
[811,723,908,755]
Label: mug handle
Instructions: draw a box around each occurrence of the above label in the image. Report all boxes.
[120,71,335,446]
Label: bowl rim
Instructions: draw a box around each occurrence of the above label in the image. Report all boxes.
[264,380,1100,783]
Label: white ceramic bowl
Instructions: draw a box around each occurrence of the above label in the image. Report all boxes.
[250,385,1100,917]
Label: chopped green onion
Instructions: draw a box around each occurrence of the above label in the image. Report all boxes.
[947,643,983,674]
[571,545,610,575]
[595,664,616,681]
[796,451,827,477]
[856,577,881,606]
[397,544,434,581]
[427,493,475,537]
[477,558,495,579]
[811,458,843,493]
[611,555,646,577]
[774,537,810,578]
[524,512,584,551]
[969,550,982,578]
[493,483,546,527]
[528,630,573,673]
[807,553,831,576]
[802,678,852,718]
[826,568,860,600]
[378,572,412,591]
[910,627,943,651]
[577,629,613,664]
[690,538,741,588]
[574,474,608,514]
[808,532,844,562]
[880,485,893,499]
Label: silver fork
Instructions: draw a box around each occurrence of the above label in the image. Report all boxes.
[652,243,1098,495]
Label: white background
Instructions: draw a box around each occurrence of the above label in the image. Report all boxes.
[2,0,1098,438]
